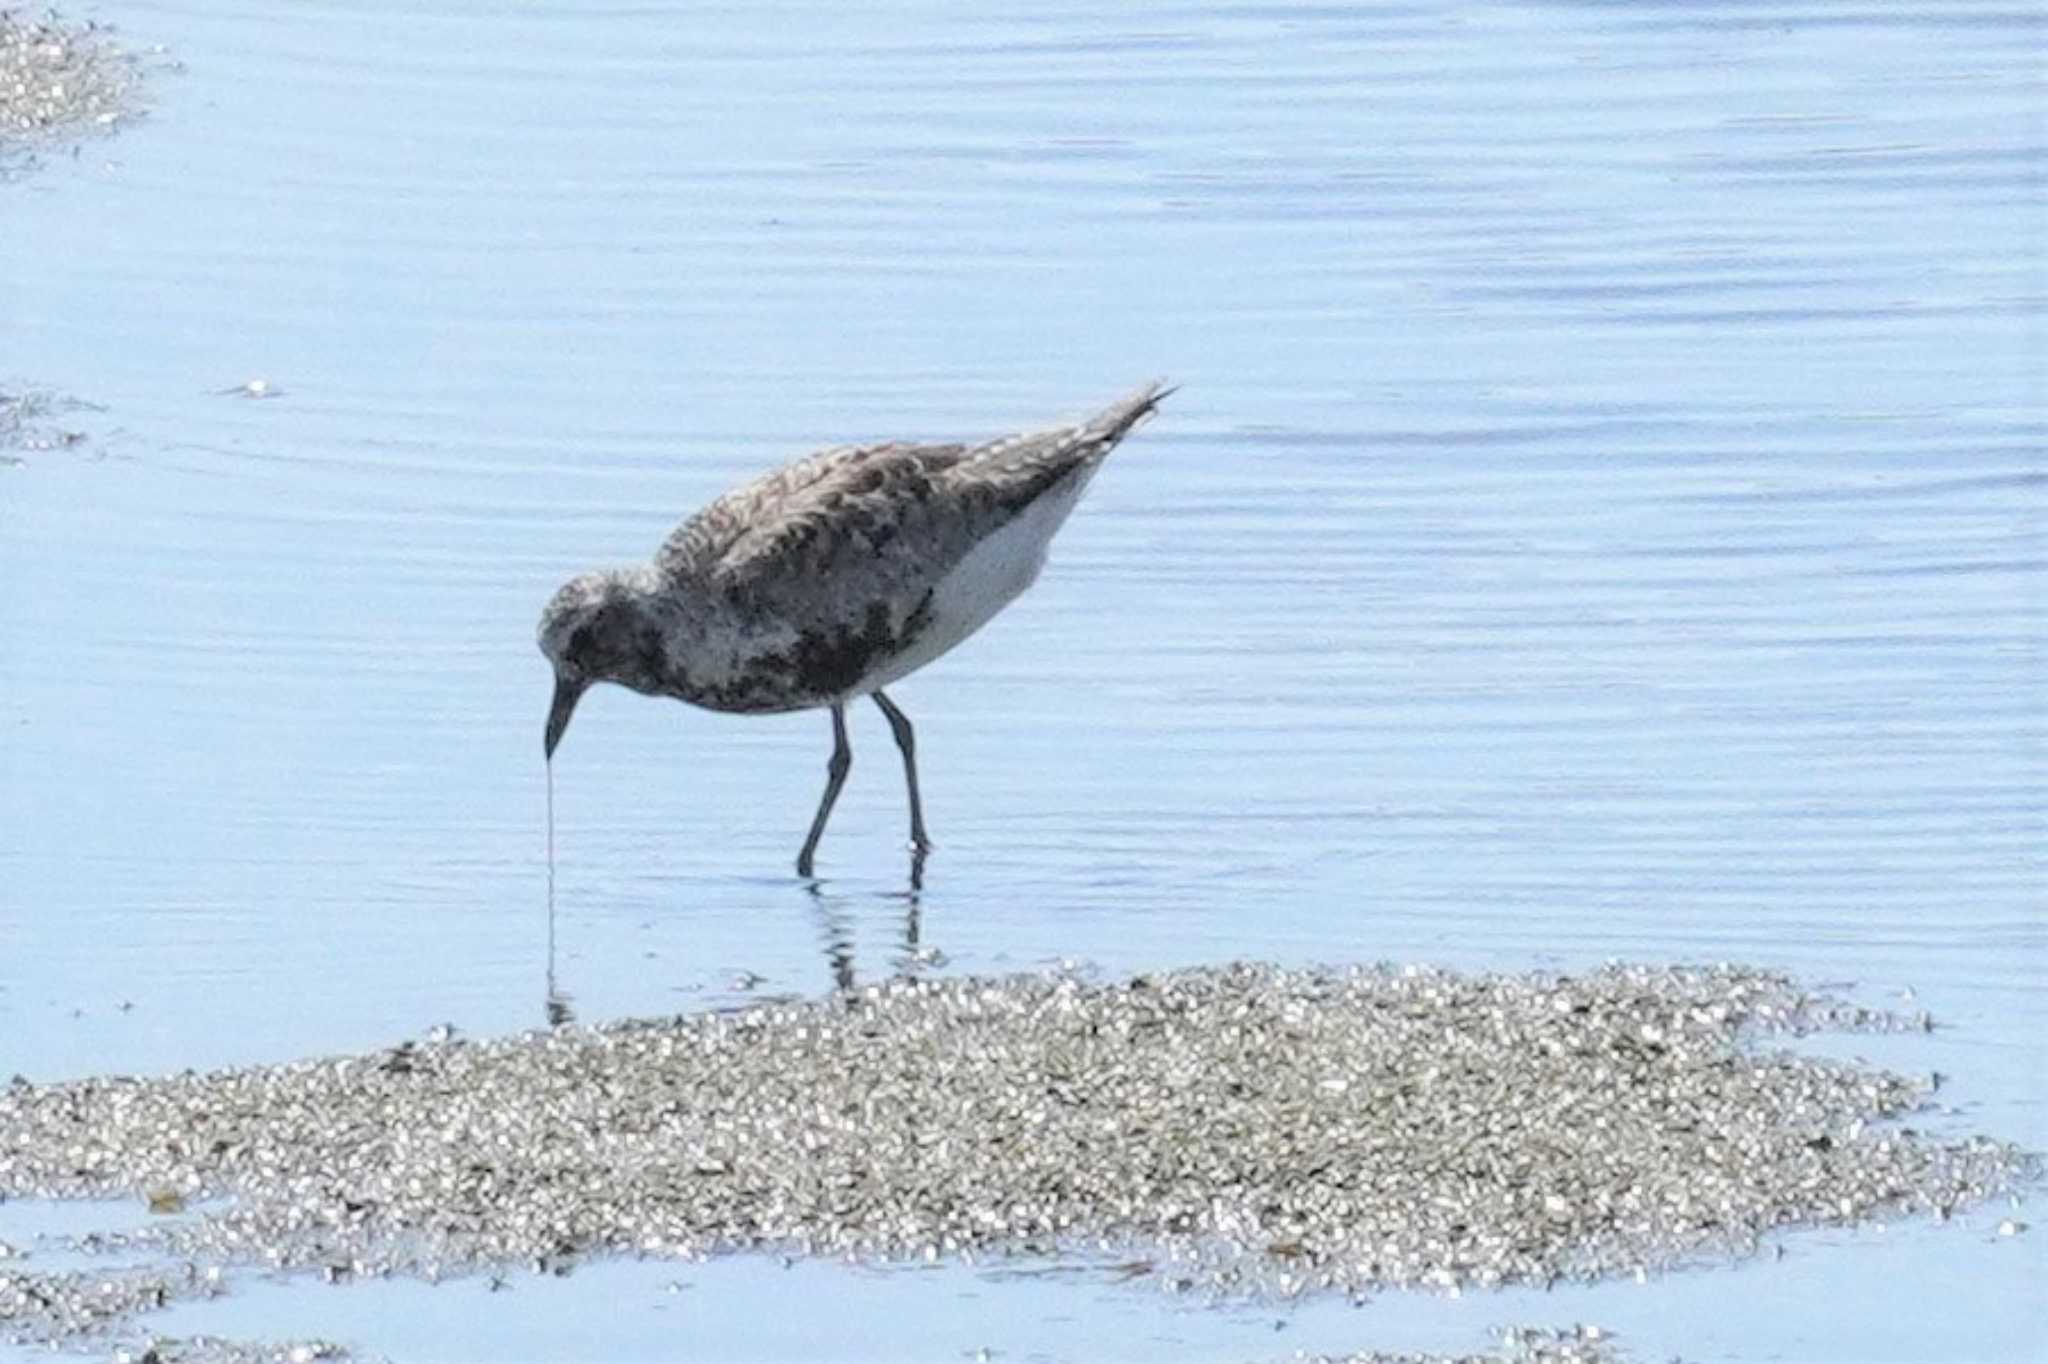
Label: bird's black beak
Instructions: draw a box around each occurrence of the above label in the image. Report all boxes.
[544,673,586,760]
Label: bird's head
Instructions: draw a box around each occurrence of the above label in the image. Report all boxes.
[537,570,627,759]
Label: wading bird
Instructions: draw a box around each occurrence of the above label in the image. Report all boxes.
[539,381,1172,875]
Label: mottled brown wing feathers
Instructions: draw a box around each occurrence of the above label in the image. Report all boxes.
[653,382,1170,611]
[654,441,960,582]
[654,440,980,605]
[937,380,1171,521]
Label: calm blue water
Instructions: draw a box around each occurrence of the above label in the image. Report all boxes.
[2,0,2042,1359]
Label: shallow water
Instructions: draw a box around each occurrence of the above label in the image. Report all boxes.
[2,0,2042,1359]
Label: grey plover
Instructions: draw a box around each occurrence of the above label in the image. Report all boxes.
[539,381,1173,875]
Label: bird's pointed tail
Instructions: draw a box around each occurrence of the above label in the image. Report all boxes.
[1085,379,1177,445]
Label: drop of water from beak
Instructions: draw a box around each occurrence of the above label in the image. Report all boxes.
[546,758,558,1007]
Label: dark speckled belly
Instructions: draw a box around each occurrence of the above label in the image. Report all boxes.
[682,595,934,715]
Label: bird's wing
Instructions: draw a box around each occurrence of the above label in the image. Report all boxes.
[654,440,974,594]
[938,380,1172,518]
[656,383,1172,616]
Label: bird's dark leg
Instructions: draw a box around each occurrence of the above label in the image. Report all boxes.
[796,703,852,878]
[871,689,932,855]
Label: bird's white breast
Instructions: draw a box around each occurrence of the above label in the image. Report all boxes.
[855,466,1096,694]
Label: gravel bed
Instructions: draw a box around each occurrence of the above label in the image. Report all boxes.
[0,386,97,458]
[0,962,2030,1352]
[1,8,145,152]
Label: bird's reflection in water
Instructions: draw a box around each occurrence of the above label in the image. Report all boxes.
[542,846,931,1020]
[813,899,856,992]
[807,845,931,993]
[901,842,928,955]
